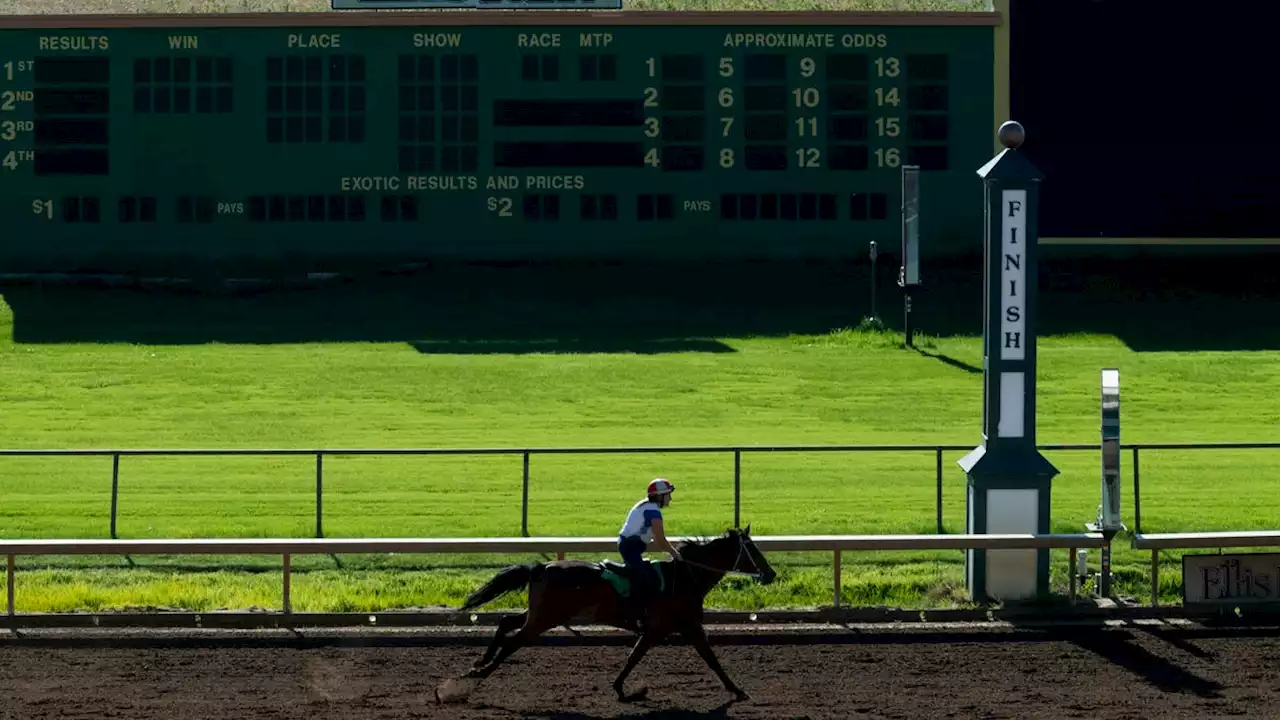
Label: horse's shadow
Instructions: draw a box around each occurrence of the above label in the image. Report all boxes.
[517,700,734,719]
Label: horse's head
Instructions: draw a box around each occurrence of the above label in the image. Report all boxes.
[714,525,776,585]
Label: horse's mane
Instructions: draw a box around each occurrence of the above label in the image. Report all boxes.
[678,529,740,556]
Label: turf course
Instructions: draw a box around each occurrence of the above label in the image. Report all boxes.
[3,258,1280,614]
[2,0,1279,615]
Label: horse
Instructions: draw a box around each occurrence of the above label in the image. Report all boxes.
[434,526,776,704]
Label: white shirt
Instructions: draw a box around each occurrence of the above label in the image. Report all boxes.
[618,499,664,543]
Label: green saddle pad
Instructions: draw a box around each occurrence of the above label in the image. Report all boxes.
[601,561,665,598]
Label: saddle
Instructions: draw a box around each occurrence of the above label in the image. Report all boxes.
[597,559,665,598]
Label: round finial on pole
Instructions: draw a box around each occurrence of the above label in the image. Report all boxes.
[998,120,1025,150]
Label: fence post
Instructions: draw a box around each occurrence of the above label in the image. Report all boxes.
[109,453,120,539]
[833,550,842,607]
[1150,548,1158,607]
[733,450,741,529]
[6,555,14,620]
[521,452,531,538]
[1132,447,1142,534]
[935,447,943,534]
[1068,547,1077,601]
[282,553,292,614]
[315,453,324,538]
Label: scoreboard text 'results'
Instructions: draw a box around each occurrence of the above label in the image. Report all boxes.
[0,12,997,271]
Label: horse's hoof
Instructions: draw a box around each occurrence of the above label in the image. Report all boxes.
[618,686,648,702]
[435,677,477,704]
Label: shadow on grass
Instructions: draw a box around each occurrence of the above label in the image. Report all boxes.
[911,346,982,375]
[2,254,1279,352]
[0,260,876,355]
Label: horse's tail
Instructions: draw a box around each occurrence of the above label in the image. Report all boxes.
[459,563,537,611]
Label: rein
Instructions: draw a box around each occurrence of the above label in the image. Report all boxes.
[675,534,763,579]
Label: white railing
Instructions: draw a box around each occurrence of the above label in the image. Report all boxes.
[1132,530,1280,606]
[2,533,1108,618]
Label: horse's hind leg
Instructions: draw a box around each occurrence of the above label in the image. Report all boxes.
[613,631,659,702]
[473,612,526,669]
[465,622,544,680]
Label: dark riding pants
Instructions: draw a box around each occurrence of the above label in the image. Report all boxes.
[617,535,655,603]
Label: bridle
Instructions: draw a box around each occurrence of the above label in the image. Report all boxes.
[676,533,766,580]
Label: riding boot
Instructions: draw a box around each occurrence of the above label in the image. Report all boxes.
[636,577,656,631]
[632,589,650,627]
[630,583,651,631]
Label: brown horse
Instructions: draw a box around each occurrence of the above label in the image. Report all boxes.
[435,526,776,704]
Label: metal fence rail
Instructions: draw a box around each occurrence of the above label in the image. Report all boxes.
[2,533,1109,618]
[1132,530,1280,607]
[1,442,1275,540]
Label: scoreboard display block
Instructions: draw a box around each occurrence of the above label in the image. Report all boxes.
[0,12,997,273]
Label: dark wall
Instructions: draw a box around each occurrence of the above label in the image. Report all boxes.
[1009,0,1280,239]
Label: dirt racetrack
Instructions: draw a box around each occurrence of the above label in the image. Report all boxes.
[2,623,1279,719]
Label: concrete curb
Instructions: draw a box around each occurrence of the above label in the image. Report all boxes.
[5,617,1280,650]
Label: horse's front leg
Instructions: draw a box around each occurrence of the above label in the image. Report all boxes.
[680,621,750,702]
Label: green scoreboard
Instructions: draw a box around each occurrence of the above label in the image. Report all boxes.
[0,11,998,275]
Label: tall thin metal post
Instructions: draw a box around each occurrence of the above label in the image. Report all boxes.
[904,292,914,347]
[521,452,531,537]
[900,164,922,346]
[109,453,120,539]
[869,241,879,321]
[935,448,944,534]
[314,453,324,538]
[733,450,741,529]
[1132,447,1142,534]
[1091,369,1123,598]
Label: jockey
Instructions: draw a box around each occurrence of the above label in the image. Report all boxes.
[616,478,680,627]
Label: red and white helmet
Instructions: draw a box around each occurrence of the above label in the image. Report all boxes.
[647,478,675,496]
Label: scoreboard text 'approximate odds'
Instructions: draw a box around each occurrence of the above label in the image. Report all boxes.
[0,13,997,271]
